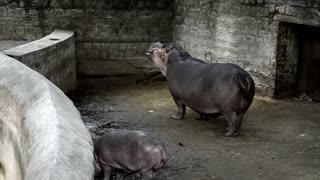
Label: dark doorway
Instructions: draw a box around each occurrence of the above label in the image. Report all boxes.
[274,22,320,101]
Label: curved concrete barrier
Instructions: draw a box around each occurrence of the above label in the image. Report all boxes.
[3,29,76,93]
[0,53,94,180]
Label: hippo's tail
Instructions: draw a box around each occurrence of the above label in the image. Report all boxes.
[236,70,255,102]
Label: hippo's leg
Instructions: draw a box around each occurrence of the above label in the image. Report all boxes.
[115,171,125,180]
[237,112,245,129]
[101,165,112,180]
[225,112,244,133]
[140,170,155,180]
[224,112,241,137]
[171,98,186,120]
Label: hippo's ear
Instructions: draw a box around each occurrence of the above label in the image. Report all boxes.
[163,42,176,52]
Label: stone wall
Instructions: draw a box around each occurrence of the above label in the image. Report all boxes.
[174,0,320,96]
[1,0,319,96]
[0,0,174,77]
[3,29,76,93]
[0,52,94,180]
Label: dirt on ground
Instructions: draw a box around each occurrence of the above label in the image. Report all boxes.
[69,76,320,180]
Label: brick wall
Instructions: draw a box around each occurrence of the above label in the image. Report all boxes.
[173,0,320,96]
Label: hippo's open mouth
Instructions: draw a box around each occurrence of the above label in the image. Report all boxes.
[146,49,156,56]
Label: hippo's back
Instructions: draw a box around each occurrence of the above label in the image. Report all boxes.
[167,62,255,114]
[95,130,166,172]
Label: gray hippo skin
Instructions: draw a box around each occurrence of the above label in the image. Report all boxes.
[94,129,167,180]
[146,42,255,137]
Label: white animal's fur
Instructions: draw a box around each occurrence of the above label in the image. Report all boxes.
[0,88,25,180]
[0,53,94,180]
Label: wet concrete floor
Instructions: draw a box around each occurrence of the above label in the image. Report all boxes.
[70,76,320,180]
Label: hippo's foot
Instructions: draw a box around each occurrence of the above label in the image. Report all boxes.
[224,131,239,137]
[225,126,240,137]
[170,112,184,120]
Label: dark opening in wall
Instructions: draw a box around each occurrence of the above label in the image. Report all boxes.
[275,22,320,101]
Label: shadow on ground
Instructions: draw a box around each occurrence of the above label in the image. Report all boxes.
[69,76,320,180]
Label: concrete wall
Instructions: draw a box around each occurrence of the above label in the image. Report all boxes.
[0,0,174,77]
[0,52,94,180]
[173,0,320,96]
[3,29,76,93]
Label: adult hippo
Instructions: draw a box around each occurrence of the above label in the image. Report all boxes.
[94,129,167,180]
[146,42,255,137]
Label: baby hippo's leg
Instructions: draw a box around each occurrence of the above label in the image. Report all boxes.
[140,170,155,180]
[101,165,112,180]
[115,171,125,180]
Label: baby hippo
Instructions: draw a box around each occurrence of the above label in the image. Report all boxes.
[94,129,167,180]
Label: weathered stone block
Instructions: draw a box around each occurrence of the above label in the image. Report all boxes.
[257,0,265,4]
[269,4,275,12]
[84,9,102,17]
[241,5,251,16]
[42,17,59,27]
[73,0,85,8]
[261,7,269,17]
[0,7,7,17]
[277,6,285,14]
[44,9,65,17]
[285,6,296,16]
[30,0,50,9]
[50,0,60,8]
[65,9,84,17]
[2,25,24,38]
[7,8,26,17]
[243,0,256,4]
[251,6,261,16]
[58,18,71,27]
[26,10,39,17]
[288,0,307,7]
[56,0,73,9]
[0,17,19,25]
[24,26,43,39]
[19,17,40,26]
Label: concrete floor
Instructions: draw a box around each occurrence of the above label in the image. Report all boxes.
[70,76,320,180]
